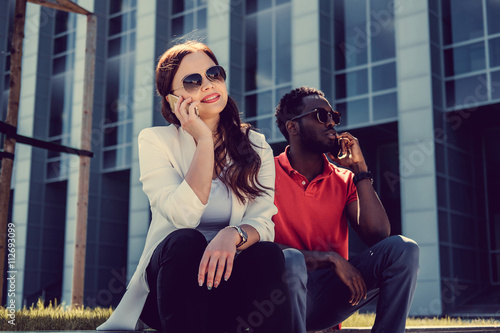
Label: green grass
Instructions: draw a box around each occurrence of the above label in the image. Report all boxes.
[1,301,499,331]
[342,312,500,327]
[0,300,112,331]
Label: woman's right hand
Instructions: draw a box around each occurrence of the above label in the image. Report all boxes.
[172,95,212,142]
[198,227,241,290]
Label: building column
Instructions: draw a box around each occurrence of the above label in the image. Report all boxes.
[394,2,442,316]
[291,0,320,88]
[207,0,231,73]
[61,0,95,305]
[126,0,157,281]
[9,1,41,308]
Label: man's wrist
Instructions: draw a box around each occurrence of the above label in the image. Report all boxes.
[351,161,368,174]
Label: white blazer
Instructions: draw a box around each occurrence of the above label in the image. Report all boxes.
[97,125,277,331]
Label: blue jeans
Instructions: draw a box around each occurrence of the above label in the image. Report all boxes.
[283,235,419,333]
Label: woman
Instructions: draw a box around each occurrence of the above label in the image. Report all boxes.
[97,41,291,332]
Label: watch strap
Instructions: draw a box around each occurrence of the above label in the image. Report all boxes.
[225,225,248,248]
[353,171,373,185]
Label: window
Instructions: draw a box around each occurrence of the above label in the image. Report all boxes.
[103,0,136,171]
[441,0,500,109]
[243,0,291,142]
[323,0,398,128]
[171,0,207,39]
[46,10,76,181]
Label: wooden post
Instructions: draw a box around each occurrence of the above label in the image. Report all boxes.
[71,13,96,308]
[0,0,26,304]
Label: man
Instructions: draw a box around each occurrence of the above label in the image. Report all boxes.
[273,87,419,333]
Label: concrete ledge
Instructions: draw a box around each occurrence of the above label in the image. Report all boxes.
[340,326,500,333]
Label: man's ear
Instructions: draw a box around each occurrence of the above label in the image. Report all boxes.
[285,120,298,137]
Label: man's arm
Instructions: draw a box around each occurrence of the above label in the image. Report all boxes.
[346,161,390,247]
[329,132,390,247]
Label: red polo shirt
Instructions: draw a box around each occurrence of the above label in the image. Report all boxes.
[273,147,358,259]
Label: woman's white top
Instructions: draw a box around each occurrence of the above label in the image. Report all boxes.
[97,125,277,331]
[197,178,232,241]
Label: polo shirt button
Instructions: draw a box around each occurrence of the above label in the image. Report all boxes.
[301,181,306,185]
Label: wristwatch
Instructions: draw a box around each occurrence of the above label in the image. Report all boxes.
[225,225,248,248]
[353,171,373,185]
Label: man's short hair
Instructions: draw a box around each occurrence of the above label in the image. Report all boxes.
[275,86,325,142]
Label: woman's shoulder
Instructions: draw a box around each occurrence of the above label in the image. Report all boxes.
[246,128,266,144]
[139,124,180,140]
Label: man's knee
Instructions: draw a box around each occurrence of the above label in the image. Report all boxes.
[282,248,307,291]
[283,248,306,271]
[385,235,420,273]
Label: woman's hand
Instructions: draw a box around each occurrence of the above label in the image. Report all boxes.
[172,95,212,142]
[197,227,241,290]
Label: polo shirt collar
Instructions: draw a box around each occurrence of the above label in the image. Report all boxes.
[278,146,334,179]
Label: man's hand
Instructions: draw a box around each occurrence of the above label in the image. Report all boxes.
[330,255,367,306]
[327,132,368,174]
[299,249,367,306]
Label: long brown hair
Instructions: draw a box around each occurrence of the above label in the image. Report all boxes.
[155,41,269,203]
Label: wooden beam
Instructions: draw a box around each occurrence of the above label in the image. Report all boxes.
[71,13,96,308]
[0,0,27,304]
[54,0,92,15]
[27,0,75,14]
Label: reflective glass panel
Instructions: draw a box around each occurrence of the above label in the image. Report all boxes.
[198,8,207,30]
[372,62,396,91]
[256,12,272,89]
[275,5,291,84]
[256,116,273,139]
[442,0,483,45]
[373,92,398,120]
[245,16,257,90]
[53,36,68,55]
[370,0,395,61]
[172,14,194,37]
[173,0,195,14]
[489,37,500,68]
[257,91,273,116]
[55,11,69,34]
[245,94,257,117]
[335,68,368,99]
[246,0,272,14]
[336,98,369,126]
[334,0,368,69]
[109,15,124,36]
[487,0,500,34]
[444,42,485,77]
[445,74,488,107]
[492,71,500,100]
[110,0,122,15]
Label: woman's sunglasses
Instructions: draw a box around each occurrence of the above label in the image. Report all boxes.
[171,65,226,94]
[291,108,341,126]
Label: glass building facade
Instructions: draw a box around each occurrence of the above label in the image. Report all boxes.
[1,0,499,317]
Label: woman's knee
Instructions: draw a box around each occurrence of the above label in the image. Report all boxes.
[159,229,207,259]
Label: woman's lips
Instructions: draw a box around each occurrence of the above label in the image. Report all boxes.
[201,94,220,103]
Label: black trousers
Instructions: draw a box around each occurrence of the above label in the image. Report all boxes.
[139,228,292,333]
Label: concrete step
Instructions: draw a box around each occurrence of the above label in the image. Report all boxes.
[340,326,500,332]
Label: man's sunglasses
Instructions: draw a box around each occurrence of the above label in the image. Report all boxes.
[171,65,226,94]
[291,108,341,125]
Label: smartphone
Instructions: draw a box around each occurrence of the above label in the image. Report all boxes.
[330,138,342,158]
[330,137,347,158]
[167,94,199,116]
[167,94,179,111]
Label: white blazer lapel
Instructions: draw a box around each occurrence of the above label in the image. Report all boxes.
[178,127,197,177]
